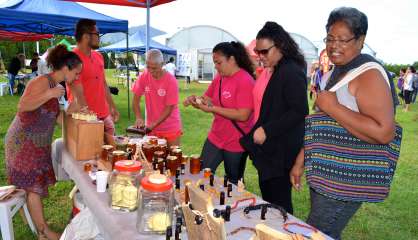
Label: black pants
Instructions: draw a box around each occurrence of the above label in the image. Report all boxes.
[259,172,293,214]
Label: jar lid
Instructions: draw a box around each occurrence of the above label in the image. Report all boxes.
[172,148,182,153]
[167,155,177,161]
[190,154,200,159]
[141,174,173,192]
[113,150,126,156]
[114,160,142,172]
[102,145,113,150]
[157,138,167,145]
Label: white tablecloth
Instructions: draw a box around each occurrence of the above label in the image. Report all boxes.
[55,138,332,240]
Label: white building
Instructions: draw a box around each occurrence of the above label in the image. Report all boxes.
[167,25,318,80]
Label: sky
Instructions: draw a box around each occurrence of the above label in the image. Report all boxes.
[3,0,417,64]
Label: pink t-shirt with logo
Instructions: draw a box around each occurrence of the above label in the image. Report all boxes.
[132,70,182,132]
[253,68,273,123]
[205,69,255,152]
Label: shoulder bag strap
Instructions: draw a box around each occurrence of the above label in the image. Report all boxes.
[219,77,246,136]
[329,62,390,92]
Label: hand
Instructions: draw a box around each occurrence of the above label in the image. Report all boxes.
[49,85,65,99]
[66,101,81,115]
[183,95,197,107]
[135,118,145,128]
[253,126,266,145]
[290,164,304,191]
[315,91,338,114]
[197,101,213,113]
[111,108,120,123]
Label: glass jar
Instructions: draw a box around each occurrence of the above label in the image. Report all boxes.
[172,149,182,169]
[147,136,158,145]
[166,155,178,177]
[181,155,189,165]
[111,150,127,168]
[142,143,154,163]
[137,174,174,234]
[153,151,165,162]
[190,154,201,174]
[109,160,142,212]
[115,136,129,151]
[101,145,114,162]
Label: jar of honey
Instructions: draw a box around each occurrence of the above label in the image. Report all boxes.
[166,155,178,177]
[169,145,180,155]
[112,150,127,167]
[148,136,158,145]
[172,148,182,169]
[203,168,212,178]
[190,154,201,175]
[101,145,114,162]
[142,143,154,163]
[181,155,189,165]
[153,151,165,162]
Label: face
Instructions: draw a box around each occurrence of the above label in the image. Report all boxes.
[212,51,236,76]
[255,38,283,68]
[325,21,365,66]
[85,25,100,50]
[64,64,82,84]
[146,60,164,79]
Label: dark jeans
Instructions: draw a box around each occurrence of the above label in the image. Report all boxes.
[306,188,362,240]
[259,174,293,214]
[200,138,246,184]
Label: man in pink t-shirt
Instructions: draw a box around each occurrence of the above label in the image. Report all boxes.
[132,49,182,145]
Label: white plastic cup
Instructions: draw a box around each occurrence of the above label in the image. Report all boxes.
[96,171,110,193]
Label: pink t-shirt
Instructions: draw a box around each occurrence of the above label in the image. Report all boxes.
[253,68,272,123]
[205,69,255,152]
[132,70,182,132]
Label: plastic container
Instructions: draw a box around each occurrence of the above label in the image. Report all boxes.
[109,160,142,211]
[137,174,174,234]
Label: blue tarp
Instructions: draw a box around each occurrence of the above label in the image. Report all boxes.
[0,0,128,35]
[99,31,177,55]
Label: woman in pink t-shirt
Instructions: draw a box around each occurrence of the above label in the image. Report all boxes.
[184,42,255,184]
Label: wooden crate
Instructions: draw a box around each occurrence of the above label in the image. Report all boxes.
[64,114,104,161]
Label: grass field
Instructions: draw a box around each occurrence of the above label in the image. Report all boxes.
[0,70,417,239]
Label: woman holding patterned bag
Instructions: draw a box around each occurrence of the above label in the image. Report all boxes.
[290,7,400,240]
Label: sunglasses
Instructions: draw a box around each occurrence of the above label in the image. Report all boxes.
[254,45,275,56]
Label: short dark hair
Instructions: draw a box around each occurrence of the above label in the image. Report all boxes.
[256,21,306,68]
[169,57,174,63]
[75,19,97,42]
[47,44,82,71]
[326,7,368,39]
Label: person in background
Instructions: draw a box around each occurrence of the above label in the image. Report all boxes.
[410,67,418,103]
[184,41,255,184]
[132,49,182,146]
[240,22,308,213]
[66,19,119,141]
[30,52,39,74]
[164,57,176,76]
[290,7,396,239]
[7,53,25,95]
[5,44,82,240]
[397,68,406,105]
[403,66,416,111]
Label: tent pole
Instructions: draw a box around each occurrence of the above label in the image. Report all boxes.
[127,32,130,120]
[146,0,150,53]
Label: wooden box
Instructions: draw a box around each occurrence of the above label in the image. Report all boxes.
[64,114,104,161]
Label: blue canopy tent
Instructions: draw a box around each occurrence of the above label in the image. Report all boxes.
[0,0,134,117]
[0,0,128,35]
[99,31,177,55]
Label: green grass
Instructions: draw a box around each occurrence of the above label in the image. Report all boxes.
[1,69,417,239]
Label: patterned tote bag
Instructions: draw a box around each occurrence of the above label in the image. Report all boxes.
[305,62,403,202]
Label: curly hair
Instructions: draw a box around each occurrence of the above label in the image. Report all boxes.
[213,41,255,79]
[47,44,82,71]
[256,21,306,68]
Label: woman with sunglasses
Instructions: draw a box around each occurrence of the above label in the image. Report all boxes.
[184,41,255,184]
[240,21,308,214]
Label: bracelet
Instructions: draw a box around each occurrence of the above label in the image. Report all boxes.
[283,222,318,239]
[227,226,256,236]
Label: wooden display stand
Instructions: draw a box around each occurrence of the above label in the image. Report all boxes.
[253,224,293,240]
[63,114,104,161]
[182,183,226,240]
